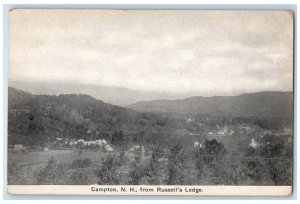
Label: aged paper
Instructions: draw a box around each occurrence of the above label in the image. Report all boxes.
[8,9,293,196]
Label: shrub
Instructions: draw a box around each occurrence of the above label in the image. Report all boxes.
[129,161,151,185]
[68,170,93,185]
[70,158,92,169]
[97,154,122,184]
[36,156,65,184]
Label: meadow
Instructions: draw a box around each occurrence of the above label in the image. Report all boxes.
[8,150,108,185]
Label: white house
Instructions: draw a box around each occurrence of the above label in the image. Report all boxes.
[105,144,113,152]
[14,144,25,152]
[194,141,203,148]
[158,157,169,163]
[249,138,259,148]
[129,145,145,153]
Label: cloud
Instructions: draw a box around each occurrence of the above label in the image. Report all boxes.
[9,10,293,95]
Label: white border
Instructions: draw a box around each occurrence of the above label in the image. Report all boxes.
[1,1,299,203]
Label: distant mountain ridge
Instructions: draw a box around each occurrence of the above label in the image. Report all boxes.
[128,91,293,118]
[9,81,187,106]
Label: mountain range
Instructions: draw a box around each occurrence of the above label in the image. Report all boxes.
[10,81,293,119]
[9,81,188,106]
[128,91,293,118]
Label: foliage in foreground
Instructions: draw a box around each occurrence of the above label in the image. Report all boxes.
[8,136,291,186]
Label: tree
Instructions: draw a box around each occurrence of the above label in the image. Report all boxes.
[194,139,228,184]
[111,131,125,146]
[203,139,227,167]
[97,154,121,184]
[129,161,151,185]
[239,134,291,185]
[166,143,184,185]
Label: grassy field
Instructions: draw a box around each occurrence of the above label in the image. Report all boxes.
[7,149,114,185]
[8,150,109,167]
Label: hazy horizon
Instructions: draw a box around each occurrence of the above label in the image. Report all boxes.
[9,10,293,96]
[9,79,293,97]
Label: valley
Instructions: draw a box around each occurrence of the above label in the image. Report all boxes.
[7,87,293,185]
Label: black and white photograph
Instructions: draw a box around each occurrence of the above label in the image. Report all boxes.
[7,9,293,195]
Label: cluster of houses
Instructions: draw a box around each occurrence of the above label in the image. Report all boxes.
[54,138,151,154]
[11,136,149,155]
[207,126,235,137]
[55,138,114,151]
[249,137,273,149]
[193,138,261,150]
[185,118,195,123]
[238,126,254,133]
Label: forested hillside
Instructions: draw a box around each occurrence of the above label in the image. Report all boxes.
[129,91,293,118]
[8,87,175,147]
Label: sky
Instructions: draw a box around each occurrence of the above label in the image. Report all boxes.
[9,10,294,96]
